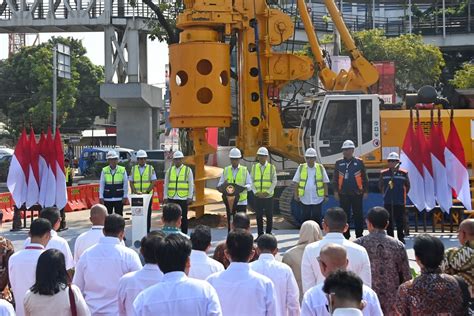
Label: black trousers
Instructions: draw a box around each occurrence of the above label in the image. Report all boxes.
[301,202,322,227]
[168,199,189,234]
[340,194,364,239]
[254,197,273,235]
[104,200,124,216]
[146,198,153,233]
[384,204,406,243]
[59,208,67,229]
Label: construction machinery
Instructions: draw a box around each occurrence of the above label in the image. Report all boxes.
[168,0,474,220]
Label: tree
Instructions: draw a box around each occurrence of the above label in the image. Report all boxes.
[0,37,109,137]
[353,29,445,96]
[450,63,474,89]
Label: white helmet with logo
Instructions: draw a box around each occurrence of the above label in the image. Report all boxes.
[136,150,148,158]
[257,147,269,156]
[387,152,400,161]
[106,150,119,159]
[341,140,355,149]
[305,148,317,158]
[173,150,184,159]
[229,148,242,159]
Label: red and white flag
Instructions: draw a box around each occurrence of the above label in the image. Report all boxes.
[445,117,472,210]
[400,113,426,211]
[26,128,40,209]
[7,129,29,207]
[38,132,49,207]
[417,123,436,210]
[54,128,67,209]
[430,118,452,213]
[43,128,57,207]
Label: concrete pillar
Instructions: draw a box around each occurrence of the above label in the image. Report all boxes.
[116,106,153,149]
[127,28,139,83]
[152,107,159,149]
[442,0,446,38]
[104,26,114,83]
[139,33,148,83]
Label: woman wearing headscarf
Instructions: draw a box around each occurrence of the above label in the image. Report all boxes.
[282,220,323,301]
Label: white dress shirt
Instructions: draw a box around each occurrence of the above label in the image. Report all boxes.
[164,164,194,200]
[0,299,14,316]
[250,253,300,316]
[117,264,163,316]
[251,162,278,196]
[24,230,74,270]
[99,166,129,201]
[206,262,277,316]
[73,236,142,316]
[217,165,253,205]
[133,271,222,316]
[189,250,225,280]
[333,308,364,316]
[74,226,105,264]
[292,164,330,205]
[8,243,44,316]
[301,283,382,316]
[301,233,371,293]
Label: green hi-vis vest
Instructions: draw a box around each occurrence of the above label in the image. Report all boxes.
[251,163,276,196]
[167,165,190,198]
[224,165,248,202]
[103,165,126,199]
[298,163,324,198]
[132,164,154,193]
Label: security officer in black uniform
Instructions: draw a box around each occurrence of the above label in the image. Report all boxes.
[379,152,410,244]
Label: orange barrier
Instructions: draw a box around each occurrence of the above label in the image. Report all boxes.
[152,180,163,211]
[65,186,88,212]
[86,184,100,208]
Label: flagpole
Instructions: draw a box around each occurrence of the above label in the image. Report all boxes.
[53,46,57,135]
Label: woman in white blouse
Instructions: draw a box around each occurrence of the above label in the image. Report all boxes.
[24,249,90,316]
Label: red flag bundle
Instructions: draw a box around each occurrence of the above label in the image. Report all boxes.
[400,111,426,211]
[445,113,472,210]
[7,129,29,207]
[26,128,40,209]
[416,119,436,211]
[430,111,452,213]
[54,128,67,209]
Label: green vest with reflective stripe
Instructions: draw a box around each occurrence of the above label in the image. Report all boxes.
[167,165,190,198]
[298,163,324,197]
[251,163,276,196]
[132,164,153,193]
[224,165,248,202]
[103,165,126,198]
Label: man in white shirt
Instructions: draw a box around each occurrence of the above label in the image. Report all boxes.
[301,207,371,293]
[74,204,108,264]
[24,207,74,271]
[160,203,190,238]
[206,229,277,316]
[118,231,165,316]
[217,148,253,231]
[189,225,224,280]
[163,150,194,234]
[301,244,382,316]
[292,148,330,227]
[73,214,142,315]
[9,218,51,316]
[250,234,300,316]
[133,234,222,315]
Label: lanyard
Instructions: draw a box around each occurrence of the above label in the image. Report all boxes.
[25,246,43,250]
[344,159,353,179]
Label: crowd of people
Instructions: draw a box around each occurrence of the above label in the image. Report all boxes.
[0,142,471,315]
[0,203,470,316]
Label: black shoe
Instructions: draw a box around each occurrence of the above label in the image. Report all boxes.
[10,228,21,232]
[58,227,69,232]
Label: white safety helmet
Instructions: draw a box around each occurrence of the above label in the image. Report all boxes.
[305,148,317,158]
[106,150,119,159]
[229,148,242,159]
[257,147,269,156]
[173,150,184,159]
[387,152,400,161]
[341,140,355,149]
[136,150,148,158]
